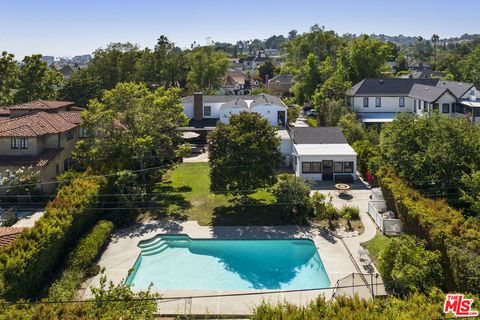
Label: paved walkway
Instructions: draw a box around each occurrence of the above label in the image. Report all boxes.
[183,152,208,163]
[13,210,45,228]
[292,110,309,127]
[310,181,381,275]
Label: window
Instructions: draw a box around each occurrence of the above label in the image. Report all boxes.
[203,106,211,117]
[442,103,450,114]
[424,101,428,110]
[474,108,480,117]
[302,162,321,174]
[363,97,369,108]
[451,102,457,113]
[375,97,381,108]
[20,138,28,149]
[311,162,322,173]
[334,162,344,173]
[56,164,60,175]
[64,159,69,171]
[66,129,75,141]
[10,138,19,149]
[433,103,439,110]
[344,162,354,173]
[302,162,311,173]
[399,97,405,108]
[79,127,87,138]
[417,100,422,110]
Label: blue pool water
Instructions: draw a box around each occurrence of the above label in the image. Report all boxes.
[125,235,330,290]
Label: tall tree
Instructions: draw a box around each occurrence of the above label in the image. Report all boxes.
[74,82,188,175]
[208,112,281,198]
[0,51,19,106]
[59,68,102,106]
[186,46,228,93]
[258,60,276,82]
[292,53,322,104]
[15,55,62,103]
[431,34,440,65]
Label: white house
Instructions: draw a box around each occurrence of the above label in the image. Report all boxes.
[181,93,288,129]
[284,127,357,182]
[347,78,480,124]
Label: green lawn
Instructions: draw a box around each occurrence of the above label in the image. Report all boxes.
[152,162,292,226]
[363,233,393,266]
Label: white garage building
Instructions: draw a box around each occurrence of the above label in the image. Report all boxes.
[288,127,357,182]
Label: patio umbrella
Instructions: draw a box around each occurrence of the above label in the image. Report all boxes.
[182,132,200,139]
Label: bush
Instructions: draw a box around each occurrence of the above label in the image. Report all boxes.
[378,235,443,295]
[311,192,338,221]
[273,175,312,222]
[48,220,114,301]
[340,205,360,220]
[0,174,107,300]
[251,292,446,320]
[378,167,480,293]
[0,276,159,320]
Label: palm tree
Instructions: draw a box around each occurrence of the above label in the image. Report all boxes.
[431,34,440,65]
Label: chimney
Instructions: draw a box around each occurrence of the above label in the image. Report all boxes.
[193,92,203,120]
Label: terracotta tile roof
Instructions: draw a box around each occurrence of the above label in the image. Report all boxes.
[0,100,74,111]
[0,111,81,137]
[0,227,24,248]
[0,148,63,167]
[0,109,10,116]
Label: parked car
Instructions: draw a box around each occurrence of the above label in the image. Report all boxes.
[306,109,319,117]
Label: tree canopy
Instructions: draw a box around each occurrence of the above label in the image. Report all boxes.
[208,112,281,197]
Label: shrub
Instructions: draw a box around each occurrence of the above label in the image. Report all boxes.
[273,175,312,222]
[378,235,443,295]
[0,174,107,300]
[48,220,114,301]
[378,167,480,293]
[311,192,338,221]
[251,292,446,320]
[340,205,360,220]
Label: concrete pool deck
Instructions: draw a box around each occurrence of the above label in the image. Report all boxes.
[83,220,363,315]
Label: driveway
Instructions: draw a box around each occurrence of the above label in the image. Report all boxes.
[293,110,309,127]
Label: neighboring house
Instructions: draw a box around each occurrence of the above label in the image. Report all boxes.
[0,227,24,248]
[347,78,480,124]
[219,71,251,95]
[399,69,446,79]
[243,56,270,70]
[267,74,293,97]
[181,93,288,130]
[58,65,75,78]
[0,100,85,192]
[288,127,357,182]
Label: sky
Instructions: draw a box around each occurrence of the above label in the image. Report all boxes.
[1,0,479,59]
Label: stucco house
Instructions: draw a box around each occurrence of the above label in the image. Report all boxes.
[219,71,252,96]
[267,74,293,97]
[0,100,84,192]
[347,78,480,124]
[181,93,288,130]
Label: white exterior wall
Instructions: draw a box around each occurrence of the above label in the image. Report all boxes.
[461,87,479,100]
[293,154,357,181]
[352,96,413,113]
[279,137,293,167]
[183,102,224,119]
[250,103,288,126]
[219,107,248,124]
[435,92,457,115]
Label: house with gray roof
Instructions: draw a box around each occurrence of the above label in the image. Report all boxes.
[347,78,479,124]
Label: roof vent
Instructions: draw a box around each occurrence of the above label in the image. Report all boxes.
[425,87,429,90]
[379,79,384,83]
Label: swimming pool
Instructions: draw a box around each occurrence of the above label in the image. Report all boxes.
[125,235,330,290]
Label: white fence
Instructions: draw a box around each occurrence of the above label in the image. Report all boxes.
[368,200,402,234]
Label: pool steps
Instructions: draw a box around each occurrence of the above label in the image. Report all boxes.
[139,236,192,256]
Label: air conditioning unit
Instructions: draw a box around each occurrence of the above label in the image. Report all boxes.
[470,94,477,101]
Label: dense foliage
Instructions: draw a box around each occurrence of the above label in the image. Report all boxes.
[378,235,443,295]
[273,175,312,221]
[0,174,107,300]
[48,220,114,301]
[0,276,159,320]
[378,168,480,293]
[251,292,447,320]
[74,82,188,174]
[208,112,281,198]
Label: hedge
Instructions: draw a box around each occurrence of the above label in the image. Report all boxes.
[0,174,107,300]
[378,167,480,293]
[49,220,114,301]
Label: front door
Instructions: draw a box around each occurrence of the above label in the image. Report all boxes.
[322,160,333,181]
[277,111,286,127]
